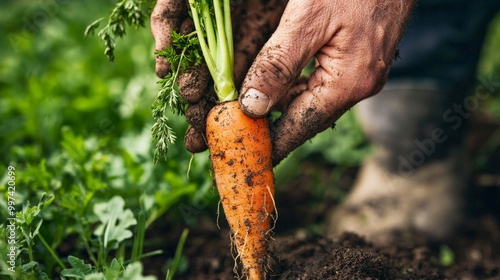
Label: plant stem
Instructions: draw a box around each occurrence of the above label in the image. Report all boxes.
[166,228,189,280]
[38,233,67,269]
[223,0,233,65]
[79,224,98,266]
[189,0,217,81]
[131,210,146,262]
[201,0,217,60]
[188,0,237,102]
[28,243,34,262]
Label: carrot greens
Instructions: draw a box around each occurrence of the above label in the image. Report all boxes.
[151,0,237,162]
[151,30,201,163]
[188,0,237,102]
[84,0,152,61]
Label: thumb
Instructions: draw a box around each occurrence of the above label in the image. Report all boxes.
[239,1,331,118]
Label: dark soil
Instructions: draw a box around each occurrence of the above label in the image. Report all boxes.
[148,160,500,280]
[176,214,500,280]
[146,116,500,280]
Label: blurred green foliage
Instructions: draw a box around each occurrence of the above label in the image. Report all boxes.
[0,0,213,278]
[478,13,500,118]
[1,0,156,158]
[478,14,500,76]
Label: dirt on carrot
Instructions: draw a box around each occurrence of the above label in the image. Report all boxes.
[206,101,276,279]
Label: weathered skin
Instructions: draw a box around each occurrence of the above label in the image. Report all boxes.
[239,0,415,165]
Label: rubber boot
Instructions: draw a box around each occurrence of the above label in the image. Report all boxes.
[325,80,468,245]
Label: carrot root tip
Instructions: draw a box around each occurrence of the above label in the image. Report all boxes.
[265,184,278,236]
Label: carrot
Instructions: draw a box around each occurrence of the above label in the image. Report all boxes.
[206,100,275,278]
[187,1,276,278]
[152,0,277,278]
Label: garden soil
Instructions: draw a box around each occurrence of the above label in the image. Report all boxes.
[147,118,500,279]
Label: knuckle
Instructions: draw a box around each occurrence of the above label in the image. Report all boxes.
[150,1,186,34]
[250,46,301,92]
[155,58,170,78]
[352,58,390,101]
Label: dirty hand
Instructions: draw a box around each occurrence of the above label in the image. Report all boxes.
[239,0,415,165]
[150,0,287,153]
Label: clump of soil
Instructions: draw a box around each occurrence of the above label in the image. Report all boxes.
[269,232,442,279]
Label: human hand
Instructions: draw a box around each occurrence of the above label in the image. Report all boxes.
[150,0,287,153]
[239,0,415,165]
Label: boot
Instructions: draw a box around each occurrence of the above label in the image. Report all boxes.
[326,150,466,244]
[325,80,468,245]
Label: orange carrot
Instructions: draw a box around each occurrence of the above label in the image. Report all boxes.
[148,0,277,277]
[206,100,275,279]
[183,1,277,278]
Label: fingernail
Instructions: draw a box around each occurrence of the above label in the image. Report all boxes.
[241,88,270,117]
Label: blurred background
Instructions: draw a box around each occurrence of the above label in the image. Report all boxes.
[0,0,499,279]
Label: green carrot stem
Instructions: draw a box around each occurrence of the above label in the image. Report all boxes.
[188,0,237,102]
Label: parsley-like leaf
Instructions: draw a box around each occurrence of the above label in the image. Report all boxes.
[85,0,153,61]
[150,30,202,163]
[87,3,203,163]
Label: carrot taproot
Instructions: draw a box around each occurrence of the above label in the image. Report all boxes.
[149,0,278,277]
[206,100,275,279]
[184,0,277,278]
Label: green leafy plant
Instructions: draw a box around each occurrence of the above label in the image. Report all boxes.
[16,193,63,267]
[151,30,202,162]
[84,0,154,61]
[58,197,161,280]
[93,196,137,268]
[61,256,156,280]
[1,1,214,279]
[439,245,455,267]
[61,256,93,279]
